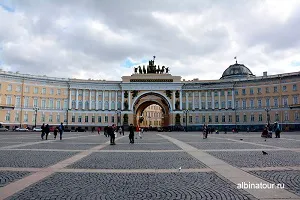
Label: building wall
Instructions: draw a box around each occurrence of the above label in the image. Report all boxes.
[140,104,163,127]
[0,70,299,131]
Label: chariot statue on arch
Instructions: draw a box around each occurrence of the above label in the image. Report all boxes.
[134,56,170,74]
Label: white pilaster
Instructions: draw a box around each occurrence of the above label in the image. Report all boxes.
[192,92,195,110]
[128,90,131,110]
[102,90,105,111]
[75,89,78,109]
[218,91,221,109]
[89,90,92,110]
[121,90,124,110]
[180,90,183,110]
[82,89,85,110]
[68,89,72,109]
[225,90,228,109]
[205,91,208,109]
[232,89,235,109]
[172,91,176,110]
[199,91,201,110]
[211,91,215,109]
[115,91,118,110]
[108,91,111,110]
[96,91,99,110]
[185,91,188,110]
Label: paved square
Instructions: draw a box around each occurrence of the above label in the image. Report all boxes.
[0,131,299,200]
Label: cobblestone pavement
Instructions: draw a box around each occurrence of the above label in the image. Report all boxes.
[7,172,256,200]
[0,131,299,199]
[249,170,300,196]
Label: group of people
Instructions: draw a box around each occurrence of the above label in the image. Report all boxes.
[104,124,142,145]
[41,122,64,140]
[261,122,281,138]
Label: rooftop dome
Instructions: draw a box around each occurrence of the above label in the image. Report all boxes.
[220,61,255,79]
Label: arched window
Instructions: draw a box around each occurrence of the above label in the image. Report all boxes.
[98,101,102,110]
[111,101,115,110]
[78,101,83,109]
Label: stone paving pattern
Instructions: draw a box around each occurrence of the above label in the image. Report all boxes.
[249,170,300,196]
[68,152,207,169]
[8,172,256,200]
[0,171,31,187]
[0,150,77,168]
[0,131,299,199]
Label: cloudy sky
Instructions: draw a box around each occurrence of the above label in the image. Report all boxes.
[1,0,300,81]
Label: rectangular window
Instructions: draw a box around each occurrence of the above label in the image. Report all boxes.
[274,86,278,93]
[16,85,21,92]
[105,116,108,123]
[15,112,19,122]
[85,116,89,123]
[229,115,232,122]
[266,98,270,107]
[221,101,225,109]
[34,87,38,94]
[236,115,239,122]
[49,114,53,122]
[274,98,278,107]
[228,100,232,108]
[242,89,246,95]
[50,89,54,95]
[6,96,12,105]
[92,116,95,123]
[56,114,60,122]
[33,98,38,107]
[266,87,269,93]
[242,100,246,109]
[275,114,279,121]
[282,85,287,92]
[293,96,298,104]
[243,114,247,122]
[258,99,262,108]
[293,84,297,91]
[215,116,218,123]
[251,114,255,122]
[111,116,114,123]
[41,100,46,109]
[189,116,192,123]
[284,113,289,121]
[202,116,205,123]
[24,113,28,122]
[16,96,21,107]
[222,115,225,122]
[283,97,288,107]
[235,90,238,95]
[250,99,254,108]
[5,111,10,121]
[64,100,68,109]
[78,116,82,123]
[183,117,186,123]
[24,97,29,108]
[250,88,254,95]
[235,100,239,108]
[42,88,46,94]
[49,99,54,109]
[257,88,261,94]
[208,116,212,122]
[57,89,61,95]
[56,100,61,109]
[98,116,102,123]
[25,86,29,93]
[294,113,299,121]
[64,89,68,95]
[259,114,263,122]
[72,116,75,123]
[7,84,12,91]
[41,113,45,122]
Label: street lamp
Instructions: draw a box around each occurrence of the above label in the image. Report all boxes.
[265,107,271,127]
[115,110,121,128]
[183,109,189,132]
[33,106,39,128]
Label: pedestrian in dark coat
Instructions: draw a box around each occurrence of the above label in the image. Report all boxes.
[108,125,115,145]
[128,124,135,144]
[45,124,50,140]
[41,123,45,140]
[53,127,58,139]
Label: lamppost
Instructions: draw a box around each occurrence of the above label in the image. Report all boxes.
[265,107,271,127]
[33,106,39,128]
[183,109,189,132]
[115,110,121,128]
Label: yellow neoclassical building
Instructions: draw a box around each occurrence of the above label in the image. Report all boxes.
[0,59,299,131]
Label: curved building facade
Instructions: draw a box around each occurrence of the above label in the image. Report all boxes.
[0,60,299,131]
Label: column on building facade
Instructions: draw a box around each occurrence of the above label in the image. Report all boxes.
[121,90,124,110]
[179,90,183,110]
[232,89,235,109]
[102,90,105,110]
[89,90,92,110]
[96,91,99,110]
[218,91,221,109]
[205,91,208,109]
[108,91,111,110]
[68,89,72,109]
[172,91,176,110]
[225,90,228,109]
[115,91,118,110]
[199,91,201,110]
[192,92,195,110]
[128,90,131,110]
[75,89,79,109]
[82,89,85,110]
[185,91,188,110]
[211,91,215,109]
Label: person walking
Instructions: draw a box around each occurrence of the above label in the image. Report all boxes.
[274,122,281,138]
[58,122,64,140]
[129,124,135,144]
[118,126,122,135]
[45,124,50,140]
[41,123,45,140]
[97,127,101,135]
[53,127,58,139]
[108,125,115,145]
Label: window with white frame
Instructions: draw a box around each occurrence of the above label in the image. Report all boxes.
[64,100,68,109]
[117,101,121,110]
[25,86,29,93]
[266,98,270,107]
[5,111,10,121]
[284,112,289,121]
[283,97,288,107]
[257,99,262,108]
[250,114,254,122]
[71,90,75,95]
[105,116,108,123]
[242,100,246,109]
[228,100,232,108]
[34,87,38,94]
[64,89,68,95]
[56,114,60,122]
[50,88,54,95]
[24,113,28,122]
[42,88,46,94]
[41,113,45,122]
[293,96,298,104]
[274,98,278,107]
[49,99,54,109]
[282,85,287,92]
[6,96,12,105]
[56,100,61,109]
[78,101,82,109]
[33,98,38,107]
[275,113,279,121]
[293,84,297,91]
[57,89,61,95]
[41,99,46,109]
[49,114,53,122]
[98,101,102,110]
[104,101,109,110]
[24,97,29,108]
[250,99,254,108]
[258,114,262,121]
[7,84,12,91]
[295,112,299,120]
[91,100,96,109]
[78,115,82,122]
[15,112,19,122]
[72,100,76,108]
[228,115,232,122]
[16,85,21,92]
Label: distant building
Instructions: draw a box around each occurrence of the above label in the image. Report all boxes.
[0,59,299,131]
[140,105,163,127]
